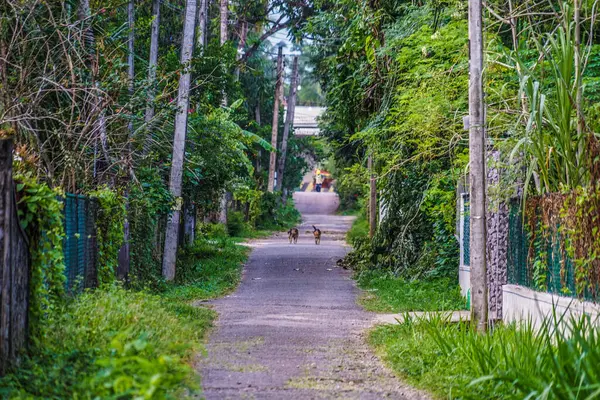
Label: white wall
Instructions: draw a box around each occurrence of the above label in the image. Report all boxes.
[503,284,600,330]
[458,193,470,298]
[459,266,471,297]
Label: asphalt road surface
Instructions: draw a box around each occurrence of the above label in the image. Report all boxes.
[198,192,427,399]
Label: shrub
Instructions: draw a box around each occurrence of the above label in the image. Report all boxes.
[170,236,249,300]
[226,211,248,237]
[356,270,464,312]
[0,286,214,398]
[256,193,300,230]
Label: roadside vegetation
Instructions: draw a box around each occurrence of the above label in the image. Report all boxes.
[344,213,464,313]
[310,0,600,397]
[357,271,464,313]
[0,209,302,398]
[0,224,251,398]
[1,0,311,395]
[0,287,214,398]
[369,315,600,399]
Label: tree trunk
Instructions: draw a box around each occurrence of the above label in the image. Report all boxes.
[468,0,488,332]
[78,0,109,180]
[217,0,229,222]
[234,20,248,79]
[197,0,208,51]
[144,0,160,153]
[368,153,376,238]
[255,103,262,174]
[267,46,283,193]
[276,56,298,194]
[184,202,195,246]
[119,0,135,279]
[162,0,198,281]
[220,0,228,45]
[218,192,228,224]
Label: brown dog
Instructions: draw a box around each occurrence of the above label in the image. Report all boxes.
[312,225,321,245]
[288,227,299,244]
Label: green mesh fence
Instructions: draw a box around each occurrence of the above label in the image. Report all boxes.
[463,200,584,299]
[61,194,98,293]
[462,195,470,266]
[506,201,580,299]
[507,201,529,287]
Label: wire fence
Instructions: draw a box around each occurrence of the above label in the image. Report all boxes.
[506,200,580,298]
[462,199,586,300]
[61,194,99,293]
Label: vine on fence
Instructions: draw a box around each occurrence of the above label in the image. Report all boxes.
[15,173,65,345]
[525,189,600,299]
[128,168,173,289]
[561,187,600,298]
[90,187,125,286]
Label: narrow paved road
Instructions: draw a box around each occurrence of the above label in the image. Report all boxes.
[199,192,427,399]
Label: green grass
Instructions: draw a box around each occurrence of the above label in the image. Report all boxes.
[165,236,250,302]
[346,212,369,244]
[0,232,252,399]
[369,314,600,399]
[0,287,215,398]
[356,270,465,313]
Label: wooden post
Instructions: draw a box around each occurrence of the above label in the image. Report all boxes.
[0,139,30,375]
[468,0,488,332]
[267,46,283,193]
[276,55,299,194]
[368,153,376,238]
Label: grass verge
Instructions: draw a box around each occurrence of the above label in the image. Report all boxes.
[167,235,251,302]
[0,286,215,398]
[369,315,600,399]
[356,270,465,313]
[0,230,252,398]
[346,211,368,244]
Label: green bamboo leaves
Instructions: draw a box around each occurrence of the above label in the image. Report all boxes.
[513,6,591,194]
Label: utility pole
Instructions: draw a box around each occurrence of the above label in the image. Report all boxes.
[267,46,283,193]
[276,55,299,194]
[468,0,488,332]
[368,153,376,238]
[162,0,197,280]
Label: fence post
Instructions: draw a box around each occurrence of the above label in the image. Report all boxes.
[486,149,508,321]
[0,138,30,375]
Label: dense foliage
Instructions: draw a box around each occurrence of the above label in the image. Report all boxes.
[1,0,312,394]
[0,286,215,398]
[305,0,470,279]
[305,0,600,288]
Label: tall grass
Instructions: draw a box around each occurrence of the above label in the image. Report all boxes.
[370,313,600,399]
[512,5,591,194]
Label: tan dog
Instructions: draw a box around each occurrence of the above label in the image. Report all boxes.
[288,227,299,244]
[312,225,321,245]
